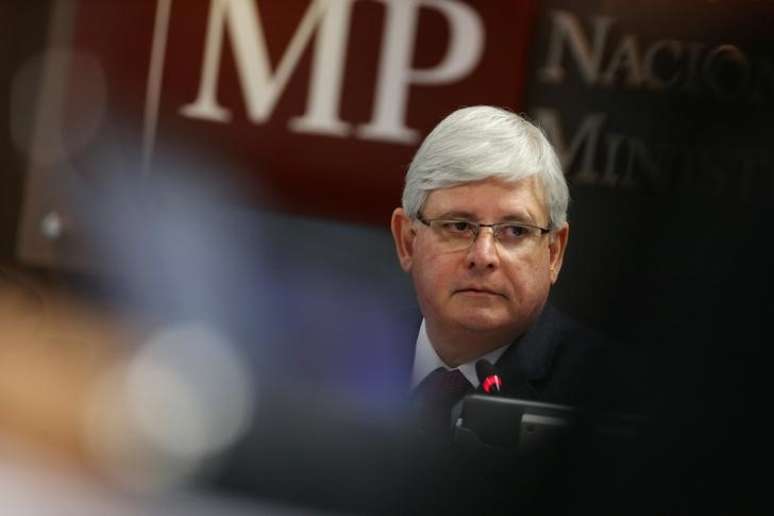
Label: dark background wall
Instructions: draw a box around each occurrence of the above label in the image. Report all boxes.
[1,1,52,261]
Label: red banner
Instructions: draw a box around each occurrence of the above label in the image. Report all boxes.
[69,0,537,225]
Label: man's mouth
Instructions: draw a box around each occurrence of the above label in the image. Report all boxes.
[455,287,506,298]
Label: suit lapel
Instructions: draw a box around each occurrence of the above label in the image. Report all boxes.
[489,304,565,400]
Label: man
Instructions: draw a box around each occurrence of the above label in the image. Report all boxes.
[391,106,611,432]
[214,106,631,515]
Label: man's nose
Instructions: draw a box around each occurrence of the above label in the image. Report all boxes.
[466,227,499,270]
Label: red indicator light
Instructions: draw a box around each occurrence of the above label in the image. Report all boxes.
[482,375,502,394]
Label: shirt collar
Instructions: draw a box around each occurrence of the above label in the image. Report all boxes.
[411,318,511,388]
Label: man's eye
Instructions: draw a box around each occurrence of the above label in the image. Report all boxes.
[441,221,473,233]
[500,224,529,239]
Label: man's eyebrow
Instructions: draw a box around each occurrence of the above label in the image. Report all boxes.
[499,213,538,224]
[431,210,540,224]
[433,210,477,219]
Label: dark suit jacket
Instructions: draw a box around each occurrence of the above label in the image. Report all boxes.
[488,303,616,409]
[405,304,641,515]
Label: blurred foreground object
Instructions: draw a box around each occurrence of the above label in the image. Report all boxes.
[0,274,123,473]
[0,456,330,516]
[0,272,264,508]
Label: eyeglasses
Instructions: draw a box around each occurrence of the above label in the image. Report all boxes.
[416,213,550,251]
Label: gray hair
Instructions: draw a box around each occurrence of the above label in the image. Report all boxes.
[402,106,569,229]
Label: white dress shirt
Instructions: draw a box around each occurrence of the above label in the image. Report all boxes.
[411,318,511,389]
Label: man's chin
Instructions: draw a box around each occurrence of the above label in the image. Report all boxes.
[452,311,513,334]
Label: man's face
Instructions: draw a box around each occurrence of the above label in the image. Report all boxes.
[392,177,569,349]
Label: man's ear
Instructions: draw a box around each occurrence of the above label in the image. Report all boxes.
[548,223,569,284]
[391,208,416,272]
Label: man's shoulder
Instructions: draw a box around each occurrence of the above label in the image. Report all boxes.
[544,305,644,412]
[497,304,620,407]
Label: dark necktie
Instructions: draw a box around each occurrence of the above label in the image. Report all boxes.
[411,367,473,435]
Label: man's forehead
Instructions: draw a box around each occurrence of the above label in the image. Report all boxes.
[423,176,547,219]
